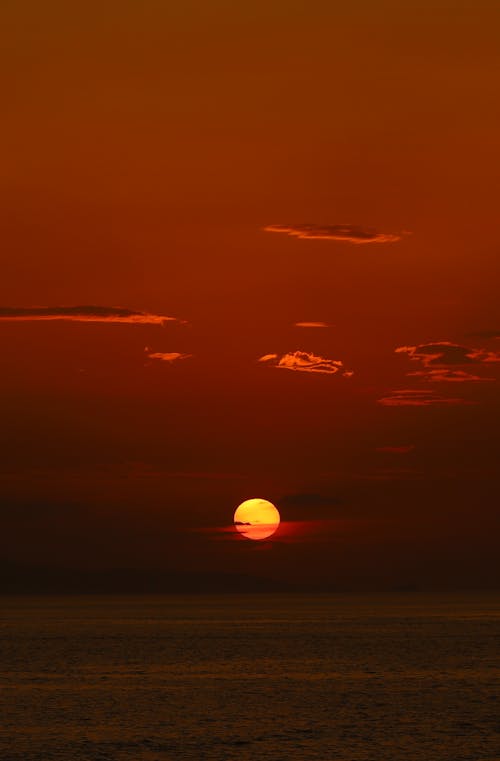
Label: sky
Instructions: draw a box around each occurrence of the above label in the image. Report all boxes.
[1,0,500,591]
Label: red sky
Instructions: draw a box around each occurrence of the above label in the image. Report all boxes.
[1,0,499,590]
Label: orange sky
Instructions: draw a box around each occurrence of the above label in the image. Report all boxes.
[1,0,499,591]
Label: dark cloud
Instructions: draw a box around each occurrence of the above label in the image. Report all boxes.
[280,493,343,508]
[395,341,500,384]
[396,341,500,367]
[0,306,183,325]
[278,493,345,520]
[264,224,405,244]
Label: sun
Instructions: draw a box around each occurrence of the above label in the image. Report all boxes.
[233,498,281,540]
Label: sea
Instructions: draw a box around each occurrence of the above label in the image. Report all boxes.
[1,594,499,760]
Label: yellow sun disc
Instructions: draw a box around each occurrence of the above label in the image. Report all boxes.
[233,498,280,540]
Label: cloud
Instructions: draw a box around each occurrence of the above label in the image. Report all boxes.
[264,224,404,244]
[356,468,423,481]
[0,306,183,325]
[395,341,500,384]
[294,322,331,329]
[376,445,415,454]
[280,492,343,510]
[258,350,350,376]
[278,493,346,522]
[146,351,192,363]
[395,341,500,367]
[407,369,495,383]
[199,518,352,546]
[280,493,343,508]
[377,389,472,407]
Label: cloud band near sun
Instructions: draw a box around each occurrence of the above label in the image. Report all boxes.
[0,306,183,326]
[264,224,404,244]
[258,351,352,376]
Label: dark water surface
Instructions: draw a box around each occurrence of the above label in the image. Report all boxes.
[1,594,499,760]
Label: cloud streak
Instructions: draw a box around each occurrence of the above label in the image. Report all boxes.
[294,321,331,328]
[407,369,494,383]
[146,351,192,363]
[377,389,472,407]
[258,350,351,376]
[0,306,183,326]
[264,224,404,244]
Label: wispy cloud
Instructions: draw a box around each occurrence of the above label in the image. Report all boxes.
[294,321,331,328]
[396,341,500,367]
[407,369,494,383]
[377,389,472,407]
[0,306,183,326]
[395,341,500,383]
[376,445,415,454]
[258,353,278,363]
[264,224,405,244]
[146,350,192,363]
[258,350,352,376]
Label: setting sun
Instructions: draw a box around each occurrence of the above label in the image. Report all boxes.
[233,498,281,541]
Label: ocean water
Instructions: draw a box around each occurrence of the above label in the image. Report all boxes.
[1,594,499,760]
